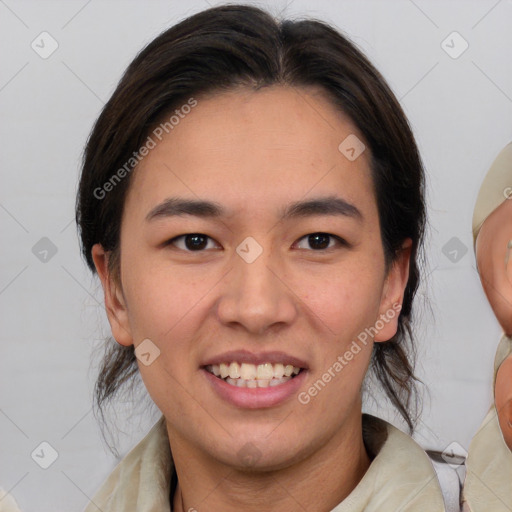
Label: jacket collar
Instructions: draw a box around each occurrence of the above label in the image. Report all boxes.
[85,414,445,512]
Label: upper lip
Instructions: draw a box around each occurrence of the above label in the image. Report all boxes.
[201,350,308,369]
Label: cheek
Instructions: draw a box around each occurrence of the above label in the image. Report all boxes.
[122,256,204,339]
[496,358,512,412]
[291,259,384,342]
[497,398,512,451]
[122,260,211,409]
[496,359,512,450]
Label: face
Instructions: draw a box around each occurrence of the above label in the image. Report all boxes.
[93,86,411,470]
[476,198,512,336]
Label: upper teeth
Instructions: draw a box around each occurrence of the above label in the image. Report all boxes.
[207,362,301,380]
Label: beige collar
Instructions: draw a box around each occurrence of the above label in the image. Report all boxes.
[84,414,445,512]
[463,334,512,511]
[463,406,512,511]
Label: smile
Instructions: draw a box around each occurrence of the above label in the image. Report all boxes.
[205,362,303,389]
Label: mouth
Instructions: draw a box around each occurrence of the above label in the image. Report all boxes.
[204,362,304,389]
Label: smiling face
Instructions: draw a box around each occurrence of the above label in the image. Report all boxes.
[92,85,411,471]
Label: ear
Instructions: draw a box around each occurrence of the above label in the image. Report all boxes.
[91,243,134,347]
[374,238,412,343]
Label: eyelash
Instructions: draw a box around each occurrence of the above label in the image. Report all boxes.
[165,232,348,252]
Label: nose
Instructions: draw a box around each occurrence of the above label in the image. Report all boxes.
[216,243,298,336]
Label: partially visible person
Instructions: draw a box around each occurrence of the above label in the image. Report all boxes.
[463,142,512,511]
[0,489,22,512]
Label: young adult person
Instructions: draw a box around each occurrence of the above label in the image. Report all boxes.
[76,5,446,511]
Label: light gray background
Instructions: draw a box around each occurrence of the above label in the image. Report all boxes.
[1,0,511,510]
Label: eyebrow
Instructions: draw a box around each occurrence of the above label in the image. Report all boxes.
[145,195,363,223]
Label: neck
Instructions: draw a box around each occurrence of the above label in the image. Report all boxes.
[169,413,370,512]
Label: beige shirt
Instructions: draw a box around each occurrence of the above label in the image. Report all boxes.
[463,406,512,511]
[463,335,512,511]
[0,490,22,512]
[83,413,446,512]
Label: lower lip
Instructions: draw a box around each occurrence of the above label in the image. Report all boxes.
[201,368,308,409]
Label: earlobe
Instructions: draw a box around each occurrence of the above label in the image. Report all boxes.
[91,244,134,347]
[374,238,412,343]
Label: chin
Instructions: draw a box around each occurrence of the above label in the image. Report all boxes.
[210,437,307,473]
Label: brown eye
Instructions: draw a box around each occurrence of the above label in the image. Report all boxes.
[167,233,219,251]
[295,233,346,251]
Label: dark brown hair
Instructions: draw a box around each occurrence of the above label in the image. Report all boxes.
[76,4,425,441]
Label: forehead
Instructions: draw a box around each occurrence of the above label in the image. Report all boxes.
[125,85,377,223]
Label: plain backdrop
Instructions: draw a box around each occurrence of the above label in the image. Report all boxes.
[1,0,511,510]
